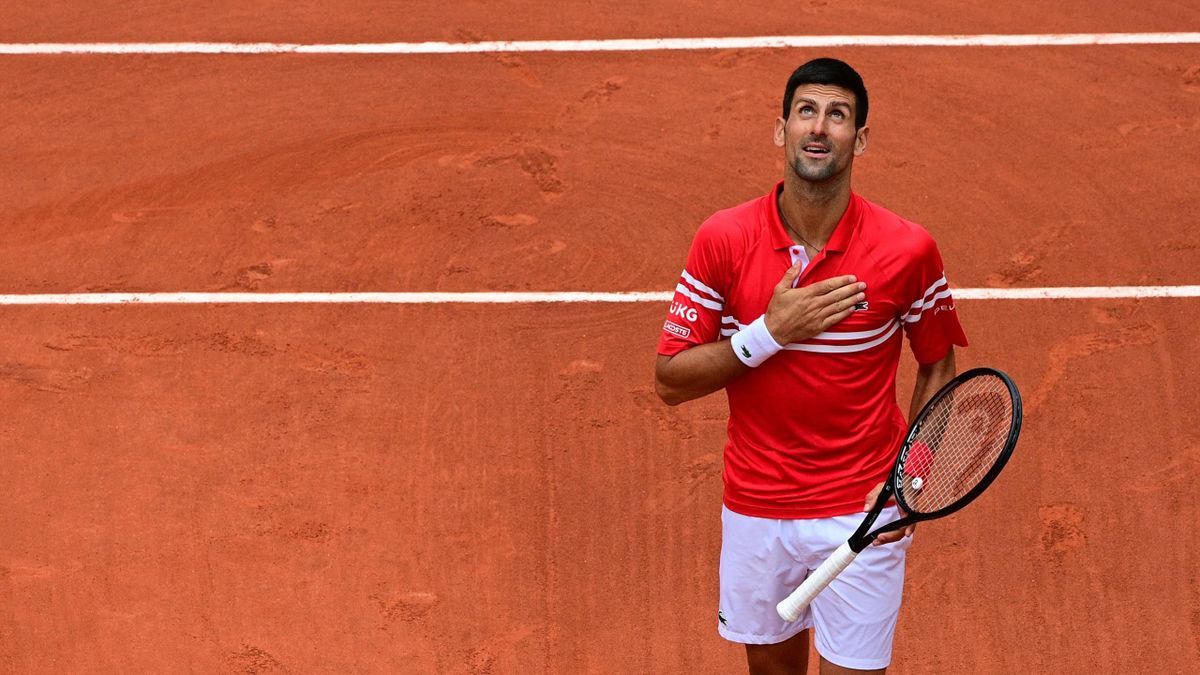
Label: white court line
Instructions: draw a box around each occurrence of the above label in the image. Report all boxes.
[1,33,1199,55]
[0,287,1198,305]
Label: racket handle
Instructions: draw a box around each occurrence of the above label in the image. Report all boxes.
[776,541,859,622]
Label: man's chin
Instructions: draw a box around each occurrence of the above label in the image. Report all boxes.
[790,160,839,183]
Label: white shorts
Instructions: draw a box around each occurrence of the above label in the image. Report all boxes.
[718,505,913,671]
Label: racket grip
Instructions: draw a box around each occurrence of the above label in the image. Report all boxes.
[776,541,859,622]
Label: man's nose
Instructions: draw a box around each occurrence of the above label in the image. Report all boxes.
[810,113,829,135]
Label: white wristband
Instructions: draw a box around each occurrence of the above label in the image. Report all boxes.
[730,315,783,367]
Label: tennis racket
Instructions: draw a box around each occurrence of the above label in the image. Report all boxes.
[776,366,1022,622]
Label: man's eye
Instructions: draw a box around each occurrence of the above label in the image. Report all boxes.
[799,106,815,115]
[830,110,845,120]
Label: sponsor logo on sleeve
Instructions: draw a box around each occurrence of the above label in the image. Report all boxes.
[663,320,692,339]
[669,301,699,322]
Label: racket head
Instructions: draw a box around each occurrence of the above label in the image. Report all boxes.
[892,367,1022,520]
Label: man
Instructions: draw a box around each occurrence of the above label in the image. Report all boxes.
[654,58,968,674]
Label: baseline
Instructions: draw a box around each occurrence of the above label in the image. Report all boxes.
[2,33,1199,55]
[1,286,1198,305]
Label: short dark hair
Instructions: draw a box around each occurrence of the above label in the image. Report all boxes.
[782,58,868,128]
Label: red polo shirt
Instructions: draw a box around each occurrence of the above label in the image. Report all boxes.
[658,183,968,519]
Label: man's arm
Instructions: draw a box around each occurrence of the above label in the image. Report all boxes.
[655,268,867,406]
[908,347,956,422]
[654,343,748,406]
[866,346,957,545]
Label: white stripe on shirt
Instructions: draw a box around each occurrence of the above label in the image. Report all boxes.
[675,284,723,311]
[906,275,949,311]
[681,269,724,302]
[902,288,954,323]
[720,317,900,353]
[782,319,902,353]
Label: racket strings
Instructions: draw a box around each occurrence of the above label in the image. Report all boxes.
[900,375,1014,514]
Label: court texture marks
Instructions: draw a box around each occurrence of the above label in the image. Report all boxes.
[2,2,1199,673]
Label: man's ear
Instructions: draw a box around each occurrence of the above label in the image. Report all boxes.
[854,125,870,156]
[774,117,786,148]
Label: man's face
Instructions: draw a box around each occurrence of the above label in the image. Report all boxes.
[774,84,869,183]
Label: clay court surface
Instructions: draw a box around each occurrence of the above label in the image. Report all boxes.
[2,3,1200,673]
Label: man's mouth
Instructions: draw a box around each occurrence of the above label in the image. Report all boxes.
[801,143,830,157]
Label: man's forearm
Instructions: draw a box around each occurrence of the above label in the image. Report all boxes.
[655,342,749,406]
[908,348,956,422]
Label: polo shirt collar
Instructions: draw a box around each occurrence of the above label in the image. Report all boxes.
[767,181,863,253]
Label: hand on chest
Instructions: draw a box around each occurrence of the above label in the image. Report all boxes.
[735,248,900,345]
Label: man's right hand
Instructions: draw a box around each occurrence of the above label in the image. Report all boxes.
[763,266,866,345]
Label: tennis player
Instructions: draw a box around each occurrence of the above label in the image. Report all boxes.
[655,58,968,674]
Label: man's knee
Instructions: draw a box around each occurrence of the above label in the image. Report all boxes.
[745,630,810,675]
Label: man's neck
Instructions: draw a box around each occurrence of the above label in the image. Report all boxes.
[778,173,852,248]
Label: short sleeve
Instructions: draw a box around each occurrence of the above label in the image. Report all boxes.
[900,235,969,364]
[657,219,732,356]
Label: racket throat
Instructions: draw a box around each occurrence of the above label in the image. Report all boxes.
[849,484,893,552]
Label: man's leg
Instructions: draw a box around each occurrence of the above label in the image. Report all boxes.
[745,629,809,675]
[719,507,812,671]
[807,507,913,673]
[819,656,884,675]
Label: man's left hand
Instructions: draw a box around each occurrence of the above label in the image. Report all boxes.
[863,480,915,545]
